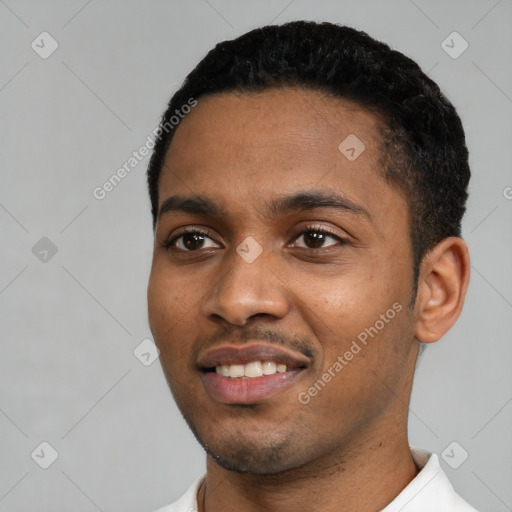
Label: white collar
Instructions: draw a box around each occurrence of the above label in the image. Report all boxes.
[380,446,478,511]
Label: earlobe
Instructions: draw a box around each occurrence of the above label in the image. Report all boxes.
[414,237,470,344]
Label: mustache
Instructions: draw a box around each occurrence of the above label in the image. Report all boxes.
[193,325,315,360]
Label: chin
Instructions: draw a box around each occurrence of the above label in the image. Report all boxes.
[188,420,305,474]
[204,442,301,475]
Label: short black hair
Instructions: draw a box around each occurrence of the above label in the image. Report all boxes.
[147,20,470,288]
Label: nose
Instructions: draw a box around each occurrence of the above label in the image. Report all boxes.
[202,246,291,327]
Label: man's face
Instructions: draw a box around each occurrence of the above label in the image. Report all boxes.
[147,88,419,474]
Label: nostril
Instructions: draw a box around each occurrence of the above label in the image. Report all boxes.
[250,313,270,320]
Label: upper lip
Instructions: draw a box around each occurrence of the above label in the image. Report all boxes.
[197,342,311,370]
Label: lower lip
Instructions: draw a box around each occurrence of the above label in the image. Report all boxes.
[202,370,303,404]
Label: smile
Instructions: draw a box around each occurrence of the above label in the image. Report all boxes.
[214,360,288,378]
[197,342,310,404]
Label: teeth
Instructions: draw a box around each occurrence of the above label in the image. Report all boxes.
[245,361,263,378]
[262,361,276,375]
[217,365,230,377]
[229,364,245,378]
[215,360,288,378]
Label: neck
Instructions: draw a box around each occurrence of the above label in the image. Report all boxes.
[198,422,419,512]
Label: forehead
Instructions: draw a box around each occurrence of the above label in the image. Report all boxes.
[157,88,406,229]
[164,88,382,175]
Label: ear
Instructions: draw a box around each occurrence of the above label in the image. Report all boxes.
[414,237,470,344]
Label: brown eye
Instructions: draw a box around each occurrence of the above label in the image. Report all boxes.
[164,230,219,252]
[303,231,328,248]
[293,228,344,249]
[181,233,207,250]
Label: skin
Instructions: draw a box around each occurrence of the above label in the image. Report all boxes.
[147,88,470,512]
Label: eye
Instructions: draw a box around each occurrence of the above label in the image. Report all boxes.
[292,226,346,249]
[163,229,219,252]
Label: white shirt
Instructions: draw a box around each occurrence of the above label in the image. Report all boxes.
[153,447,479,512]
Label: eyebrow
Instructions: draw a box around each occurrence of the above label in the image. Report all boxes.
[264,190,371,221]
[157,190,371,222]
[158,195,227,219]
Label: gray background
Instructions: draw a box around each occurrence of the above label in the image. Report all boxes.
[0,0,511,511]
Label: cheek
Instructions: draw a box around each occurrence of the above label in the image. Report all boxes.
[148,263,198,332]
[296,303,412,431]
[291,261,409,363]
[148,281,186,378]
[148,283,198,398]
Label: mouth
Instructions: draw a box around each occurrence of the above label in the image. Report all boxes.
[210,360,290,378]
[197,343,310,404]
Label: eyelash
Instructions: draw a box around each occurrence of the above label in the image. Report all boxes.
[161,224,346,251]
[292,224,346,249]
[161,228,216,250]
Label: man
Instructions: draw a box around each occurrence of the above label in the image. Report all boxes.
[146,21,477,511]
